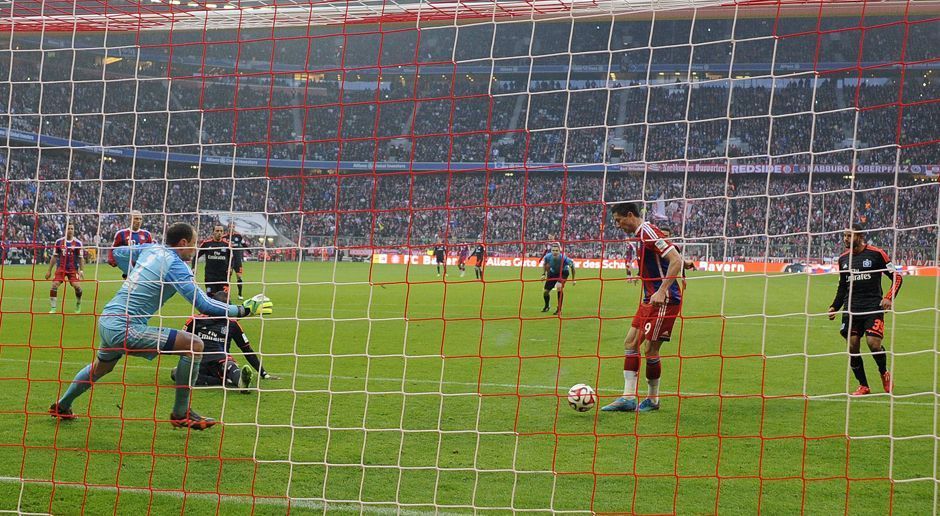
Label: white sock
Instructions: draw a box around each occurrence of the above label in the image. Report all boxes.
[648,378,660,404]
[623,370,638,400]
[50,297,57,310]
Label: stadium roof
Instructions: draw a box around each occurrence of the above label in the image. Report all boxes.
[0,0,935,32]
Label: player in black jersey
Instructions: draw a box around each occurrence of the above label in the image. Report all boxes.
[471,243,486,280]
[194,225,235,296]
[226,222,246,300]
[172,291,278,392]
[828,225,902,396]
[433,244,447,277]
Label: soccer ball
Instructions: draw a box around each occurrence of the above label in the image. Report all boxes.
[567,384,596,412]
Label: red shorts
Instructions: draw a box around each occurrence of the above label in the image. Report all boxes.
[631,302,681,342]
[54,270,80,283]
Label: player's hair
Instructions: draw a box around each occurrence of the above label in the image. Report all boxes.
[610,202,643,217]
[130,210,142,217]
[165,223,195,246]
[849,223,866,240]
[211,290,229,303]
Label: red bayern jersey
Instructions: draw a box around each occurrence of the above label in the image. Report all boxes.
[634,222,682,304]
[109,228,154,266]
[54,237,83,272]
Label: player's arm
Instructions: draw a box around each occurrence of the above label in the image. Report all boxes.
[828,263,849,320]
[44,246,58,279]
[77,246,85,279]
[880,257,902,310]
[110,245,136,276]
[108,231,123,267]
[166,257,247,318]
[650,247,683,306]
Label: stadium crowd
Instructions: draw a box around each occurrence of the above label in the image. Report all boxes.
[1,17,938,265]
[2,149,937,264]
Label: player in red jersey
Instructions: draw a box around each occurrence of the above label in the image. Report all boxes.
[45,224,85,313]
[108,210,154,274]
[456,245,470,277]
[602,202,685,413]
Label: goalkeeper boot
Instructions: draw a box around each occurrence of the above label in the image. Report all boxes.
[49,403,76,421]
[851,385,871,396]
[238,365,254,394]
[170,410,217,431]
[600,397,637,412]
[637,398,660,412]
[881,371,892,393]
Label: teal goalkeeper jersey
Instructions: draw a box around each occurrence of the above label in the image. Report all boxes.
[101,244,239,329]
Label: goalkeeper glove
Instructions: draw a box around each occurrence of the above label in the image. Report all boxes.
[242,294,273,316]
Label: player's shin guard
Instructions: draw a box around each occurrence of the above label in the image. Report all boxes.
[174,355,201,415]
[556,291,564,312]
[543,291,550,309]
[74,287,83,310]
[850,354,868,387]
[646,357,662,404]
[49,289,57,310]
[623,350,640,399]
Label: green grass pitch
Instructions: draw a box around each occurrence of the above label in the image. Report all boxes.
[0,261,936,514]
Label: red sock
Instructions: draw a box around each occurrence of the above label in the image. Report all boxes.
[646,357,661,380]
[624,351,640,373]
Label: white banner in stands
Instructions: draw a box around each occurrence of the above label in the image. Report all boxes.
[203,211,281,240]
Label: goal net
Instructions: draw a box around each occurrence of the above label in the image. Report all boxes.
[1,0,938,513]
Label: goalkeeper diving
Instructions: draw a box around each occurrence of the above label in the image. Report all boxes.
[48,223,272,431]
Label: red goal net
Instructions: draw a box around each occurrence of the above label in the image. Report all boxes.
[1,0,938,513]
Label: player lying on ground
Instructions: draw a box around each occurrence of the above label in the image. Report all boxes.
[49,223,272,431]
[541,242,575,315]
[172,290,280,392]
[602,202,685,413]
[45,223,84,314]
[828,224,901,396]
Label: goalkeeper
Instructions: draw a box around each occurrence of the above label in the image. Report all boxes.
[173,291,278,392]
[48,223,269,431]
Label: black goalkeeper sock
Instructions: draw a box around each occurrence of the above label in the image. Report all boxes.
[543,292,550,308]
[850,354,868,387]
[237,277,243,297]
[871,347,888,375]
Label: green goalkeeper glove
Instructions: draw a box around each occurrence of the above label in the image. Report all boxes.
[243,294,273,316]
